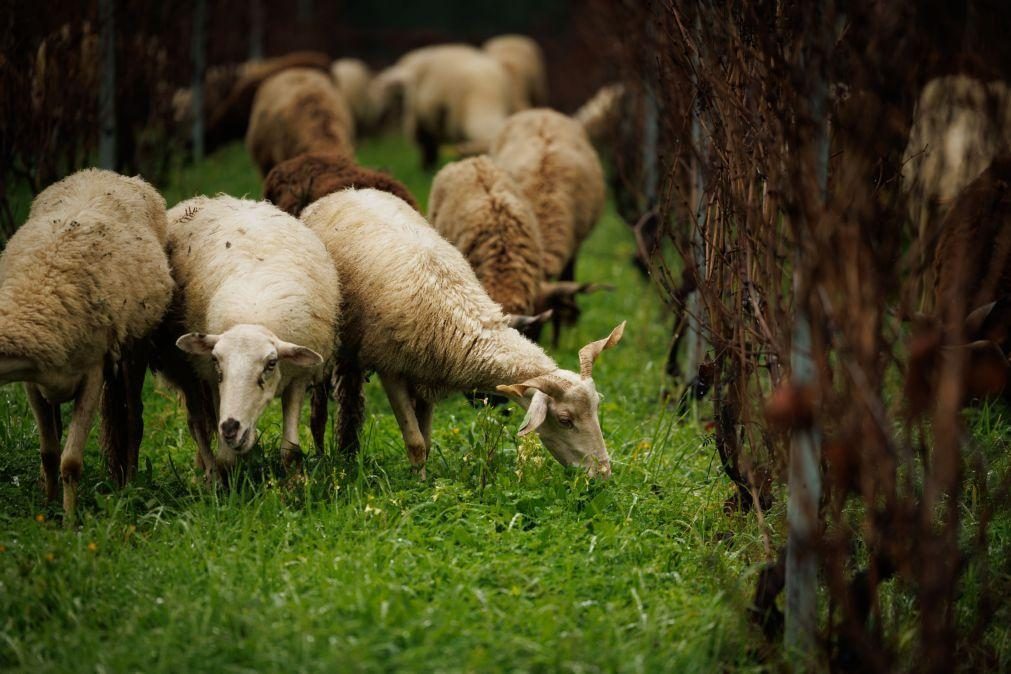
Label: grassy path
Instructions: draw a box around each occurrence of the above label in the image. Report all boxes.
[0,138,772,672]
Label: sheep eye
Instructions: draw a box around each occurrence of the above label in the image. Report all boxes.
[264,358,278,372]
[557,415,574,429]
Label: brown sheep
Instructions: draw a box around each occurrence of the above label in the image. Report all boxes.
[263,151,419,216]
[428,156,543,316]
[246,68,355,176]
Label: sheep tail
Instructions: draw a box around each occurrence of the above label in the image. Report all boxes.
[100,338,150,487]
[334,358,365,460]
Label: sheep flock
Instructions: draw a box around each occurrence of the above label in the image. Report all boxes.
[2,35,632,521]
[9,32,1006,524]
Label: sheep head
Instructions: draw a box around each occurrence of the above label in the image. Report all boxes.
[177,324,323,461]
[497,321,626,478]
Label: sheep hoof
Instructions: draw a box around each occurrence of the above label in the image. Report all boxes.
[411,464,428,481]
[282,442,304,474]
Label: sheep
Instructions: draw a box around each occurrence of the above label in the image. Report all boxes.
[482,34,548,110]
[156,195,340,478]
[0,168,173,518]
[903,75,1011,286]
[933,155,1011,337]
[371,44,513,169]
[489,109,607,341]
[173,51,332,153]
[301,188,625,479]
[490,109,606,281]
[264,151,420,216]
[330,58,377,133]
[428,156,543,316]
[246,68,355,177]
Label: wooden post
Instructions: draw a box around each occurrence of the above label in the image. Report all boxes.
[190,0,207,161]
[784,50,830,664]
[97,0,116,170]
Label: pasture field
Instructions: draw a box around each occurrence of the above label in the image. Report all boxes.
[0,136,1007,672]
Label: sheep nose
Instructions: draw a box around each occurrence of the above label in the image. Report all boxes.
[221,418,240,442]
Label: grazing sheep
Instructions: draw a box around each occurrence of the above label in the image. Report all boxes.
[0,169,173,517]
[903,76,1011,258]
[331,58,376,133]
[490,109,606,281]
[173,51,332,152]
[158,196,340,478]
[482,34,548,110]
[302,188,625,478]
[264,151,419,216]
[246,68,355,176]
[372,44,513,168]
[428,156,543,316]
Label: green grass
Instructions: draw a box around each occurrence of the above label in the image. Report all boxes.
[6,135,1005,672]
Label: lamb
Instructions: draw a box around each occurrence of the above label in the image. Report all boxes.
[482,34,548,110]
[264,151,419,216]
[246,68,355,177]
[156,195,340,478]
[301,188,625,479]
[371,44,513,168]
[330,58,377,133]
[0,168,173,518]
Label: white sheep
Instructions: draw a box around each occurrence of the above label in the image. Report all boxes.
[0,168,173,518]
[158,195,340,478]
[330,58,376,133]
[482,34,548,110]
[370,44,513,168]
[246,67,355,177]
[301,188,624,479]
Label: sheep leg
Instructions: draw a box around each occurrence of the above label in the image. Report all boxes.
[280,380,307,471]
[379,372,428,478]
[414,398,433,451]
[182,382,218,484]
[24,383,63,502]
[309,378,332,457]
[415,124,440,170]
[61,366,103,522]
[335,359,365,459]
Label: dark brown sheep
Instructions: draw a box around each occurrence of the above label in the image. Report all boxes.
[263,151,420,216]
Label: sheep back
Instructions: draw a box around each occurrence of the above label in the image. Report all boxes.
[302,188,555,396]
[331,58,375,129]
[246,68,355,176]
[0,168,173,370]
[428,156,543,315]
[490,108,605,278]
[264,151,419,216]
[165,195,340,370]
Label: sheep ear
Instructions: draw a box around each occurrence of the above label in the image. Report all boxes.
[507,309,553,329]
[517,391,549,436]
[176,333,219,355]
[276,340,324,368]
[578,321,626,379]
